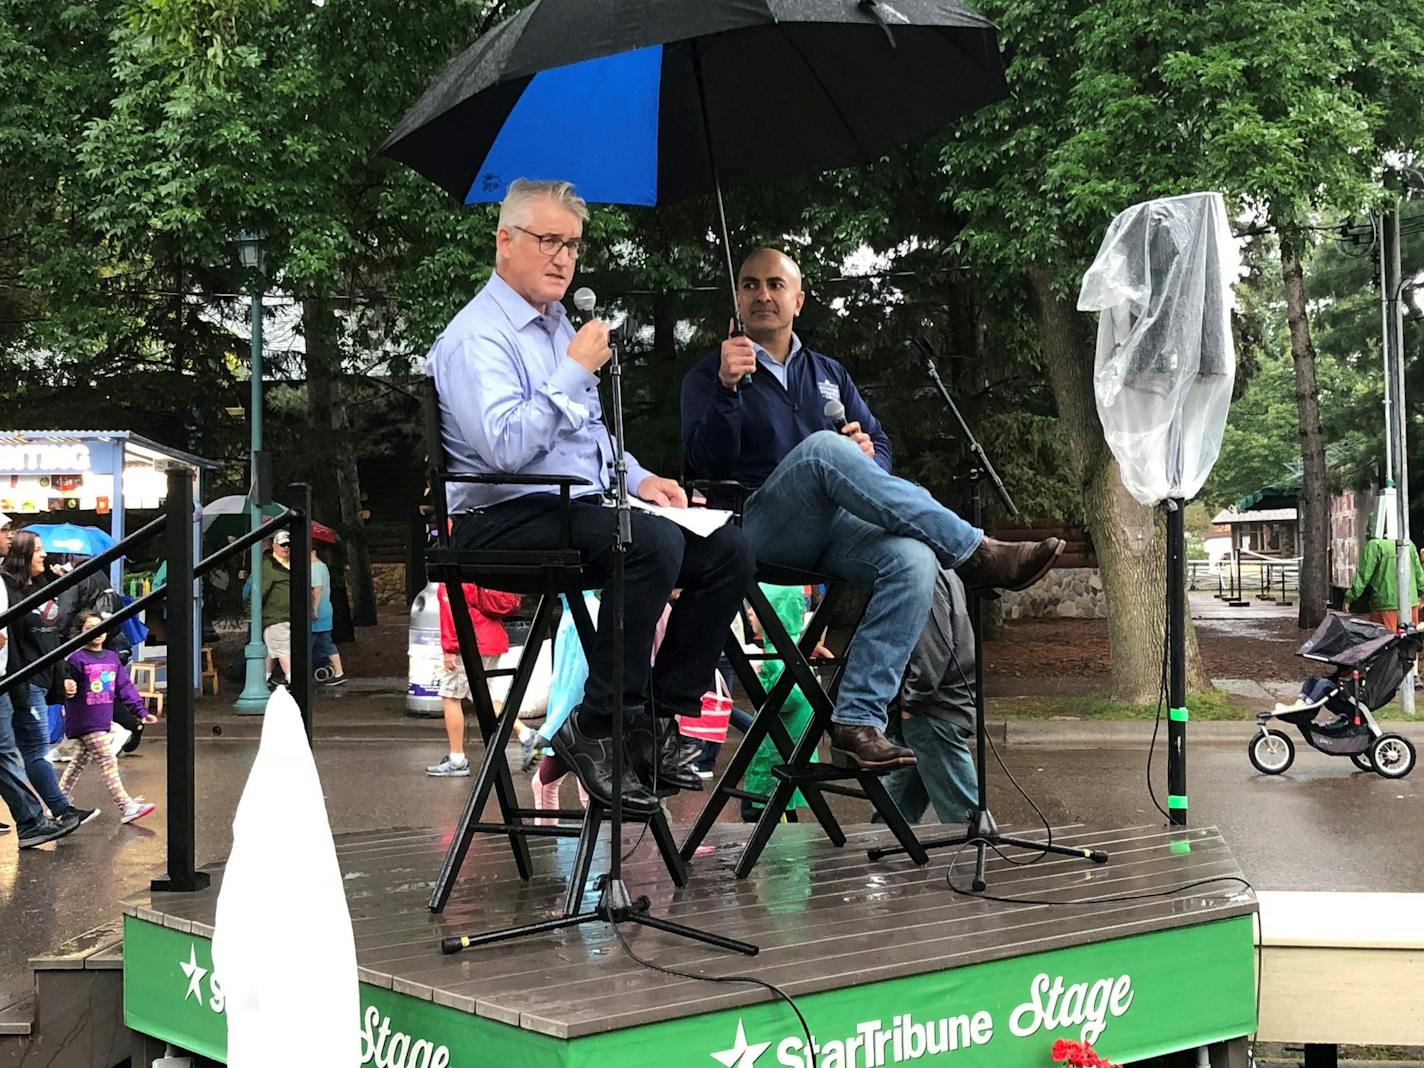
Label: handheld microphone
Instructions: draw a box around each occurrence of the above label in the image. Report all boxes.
[823,399,848,432]
[572,287,598,324]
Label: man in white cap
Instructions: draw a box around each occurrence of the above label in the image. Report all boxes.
[261,531,293,686]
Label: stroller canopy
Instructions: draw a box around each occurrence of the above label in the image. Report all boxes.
[1297,614,1394,666]
[1299,613,1424,712]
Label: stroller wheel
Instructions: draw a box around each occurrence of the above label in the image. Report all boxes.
[1368,733,1416,779]
[314,666,334,683]
[1350,752,1374,773]
[1249,729,1294,775]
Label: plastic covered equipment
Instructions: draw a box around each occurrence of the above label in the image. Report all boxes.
[1078,191,1240,505]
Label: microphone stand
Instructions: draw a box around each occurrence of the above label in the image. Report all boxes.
[868,338,1108,890]
[447,306,756,956]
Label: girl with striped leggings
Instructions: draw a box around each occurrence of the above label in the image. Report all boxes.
[60,612,156,825]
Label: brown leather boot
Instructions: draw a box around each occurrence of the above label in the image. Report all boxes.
[955,536,1064,592]
[829,724,917,770]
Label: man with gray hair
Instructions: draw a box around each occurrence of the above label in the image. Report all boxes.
[426,179,755,812]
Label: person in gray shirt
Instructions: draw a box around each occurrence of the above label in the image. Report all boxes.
[882,568,979,825]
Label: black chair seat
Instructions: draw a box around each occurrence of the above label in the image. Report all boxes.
[427,548,588,593]
[757,562,837,587]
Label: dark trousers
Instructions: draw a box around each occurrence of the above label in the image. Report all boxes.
[453,495,755,720]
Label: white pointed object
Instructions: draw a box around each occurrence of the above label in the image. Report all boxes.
[212,688,359,1067]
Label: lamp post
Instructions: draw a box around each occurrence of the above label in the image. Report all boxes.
[233,230,270,713]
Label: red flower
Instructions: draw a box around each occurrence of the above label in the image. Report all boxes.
[1049,1038,1119,1068]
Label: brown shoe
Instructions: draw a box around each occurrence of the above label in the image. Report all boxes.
[829,724,917,770]
[956,536,1064,592]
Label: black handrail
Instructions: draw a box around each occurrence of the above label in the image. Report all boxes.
[0,469,312,893]
[0,508,297,695]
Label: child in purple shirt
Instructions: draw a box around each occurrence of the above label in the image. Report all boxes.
[61,612,156,824]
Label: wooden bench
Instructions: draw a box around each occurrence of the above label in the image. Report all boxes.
[1257,890,1424,1066]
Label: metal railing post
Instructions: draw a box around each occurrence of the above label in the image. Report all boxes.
[288,484,314,744]
[152,469,209,893]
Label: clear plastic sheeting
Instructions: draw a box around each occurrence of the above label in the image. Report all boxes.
[1078,192,1240,505]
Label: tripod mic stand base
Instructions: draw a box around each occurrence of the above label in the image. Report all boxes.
[441,874,760,957]
[867,808,1109,892]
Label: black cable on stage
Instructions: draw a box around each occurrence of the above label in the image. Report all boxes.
[945,847,1250,905]
[1144,621,1172,821]
[611,923,819,1068]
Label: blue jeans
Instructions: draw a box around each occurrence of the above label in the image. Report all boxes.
[0,691,45,831]
[742,432,982,729]
[882,716,979,825]
[16,684,69,815]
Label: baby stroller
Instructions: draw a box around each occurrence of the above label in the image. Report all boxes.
[1249,614,1421,779]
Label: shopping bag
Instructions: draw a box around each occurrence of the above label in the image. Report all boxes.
[677,671,732,743]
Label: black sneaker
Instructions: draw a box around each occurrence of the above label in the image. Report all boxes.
[319,674,348,687]
[122,723,144,754]
[62,806,101,827]
[18,814,80,849]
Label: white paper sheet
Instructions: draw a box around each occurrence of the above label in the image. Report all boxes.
[626,497,734,538]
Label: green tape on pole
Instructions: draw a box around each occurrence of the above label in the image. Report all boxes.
[1169,706,1189,722]
[1169,840,1192,855]
[1167,795,1188,809]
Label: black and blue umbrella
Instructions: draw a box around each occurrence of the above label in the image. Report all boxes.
[380,0,1008,312]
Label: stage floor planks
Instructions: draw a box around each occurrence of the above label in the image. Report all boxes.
[125,821,1255,1042]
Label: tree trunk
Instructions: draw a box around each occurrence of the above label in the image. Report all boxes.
[1277,226,1329,630]
[303,296,378,627]
[1029,269,1212,701]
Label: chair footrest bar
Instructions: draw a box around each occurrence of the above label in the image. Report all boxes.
[725,788,771,804]
[815,783,872,801]
[770,763,879,785]
[510,808,585,820]
[469,822,582,838]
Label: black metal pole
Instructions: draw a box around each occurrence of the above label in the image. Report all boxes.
[152,469,209,893]
[605,332,630,897]
[1166,499,1188,826]
[288,483,313,744]
[690,41,744,340]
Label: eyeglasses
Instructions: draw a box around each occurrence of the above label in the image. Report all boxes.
[512,226,584,258]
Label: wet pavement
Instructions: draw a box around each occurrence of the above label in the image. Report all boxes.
[3,721,1421,1014]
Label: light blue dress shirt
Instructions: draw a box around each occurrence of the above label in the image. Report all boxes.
[425,272,656,512]
[752,331,804,389]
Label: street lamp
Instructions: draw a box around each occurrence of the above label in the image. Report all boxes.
[233,230,270,714]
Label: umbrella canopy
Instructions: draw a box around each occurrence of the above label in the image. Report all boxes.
[26,523,116,557]
[201,496,339,545]
[380,0,1008,207]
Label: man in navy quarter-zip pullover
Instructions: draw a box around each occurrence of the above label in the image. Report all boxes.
[681,249,1062,771]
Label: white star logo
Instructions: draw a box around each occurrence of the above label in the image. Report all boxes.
[712,1019,771,1067]
[179,944,208,1006]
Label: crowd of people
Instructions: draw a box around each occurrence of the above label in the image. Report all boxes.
[0,512,155,849]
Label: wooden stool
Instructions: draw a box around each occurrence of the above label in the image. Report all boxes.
[129,660,165,717]
[200,646,219,696]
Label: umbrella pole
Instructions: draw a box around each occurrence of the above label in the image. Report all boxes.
[692,43,743,333]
